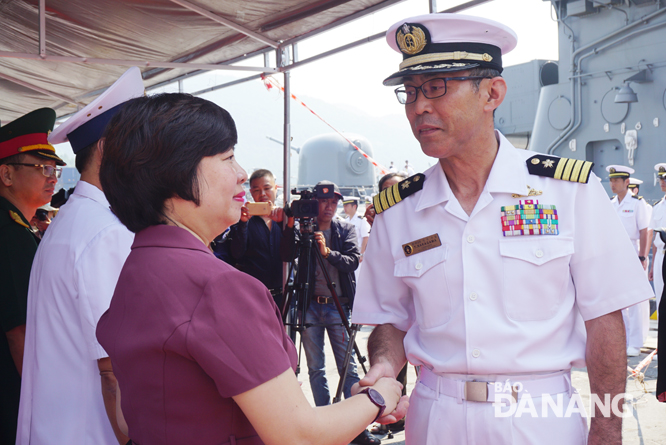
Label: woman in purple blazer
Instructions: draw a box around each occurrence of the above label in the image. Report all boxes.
[95,93,405,445]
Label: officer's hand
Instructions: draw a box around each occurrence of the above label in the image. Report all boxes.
[649,269,654,281]
[240,205,250,223]
[314,231,328,256]
[270,206,284,223]
[353,362,394,393]
[364,204,376,227]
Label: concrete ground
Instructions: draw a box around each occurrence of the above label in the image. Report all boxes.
[296,321,665,444]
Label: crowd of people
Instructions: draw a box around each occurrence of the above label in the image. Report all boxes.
[0,11,664,445]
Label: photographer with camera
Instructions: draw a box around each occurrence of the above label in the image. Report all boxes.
[282,180,380,445]
[29,203,57,239]
[218,169,285,307]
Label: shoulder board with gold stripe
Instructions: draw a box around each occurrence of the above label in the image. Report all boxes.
[526,155,594,184]
[373,173,425,215]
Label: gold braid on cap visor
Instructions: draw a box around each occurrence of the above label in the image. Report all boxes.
[399,51,493,70]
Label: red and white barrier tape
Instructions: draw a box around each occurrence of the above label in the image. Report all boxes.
[261,74,390,176]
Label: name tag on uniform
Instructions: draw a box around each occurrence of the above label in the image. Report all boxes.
[501,200,559,236]
[403,234,441,256]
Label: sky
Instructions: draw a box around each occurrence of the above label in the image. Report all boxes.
[53,0,560,185]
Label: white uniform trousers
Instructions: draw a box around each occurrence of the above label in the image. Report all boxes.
[655,250,664,314]
[405,369,588,445]
[622,300,651,349]
[622,241,650,349]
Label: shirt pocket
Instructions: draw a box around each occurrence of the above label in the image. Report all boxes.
[394,244,451,329]
[499,237,574,322]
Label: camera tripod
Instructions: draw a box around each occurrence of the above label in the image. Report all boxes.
[281,220,367,403]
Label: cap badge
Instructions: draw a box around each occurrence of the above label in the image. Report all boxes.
[660,166,666,172]
[396,23,428,56]
[609,167,616,173]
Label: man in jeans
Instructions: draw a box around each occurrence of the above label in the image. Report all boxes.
[282,181,378,444]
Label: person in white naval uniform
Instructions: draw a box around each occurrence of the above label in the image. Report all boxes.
[351,13,653,445]
[607,165,652,357]
[16,68,143,445]
[629,177,653,229]
[649,163,666,318]
[343,196,370,280]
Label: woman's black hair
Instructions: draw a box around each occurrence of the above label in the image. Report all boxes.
[100,93,237,233]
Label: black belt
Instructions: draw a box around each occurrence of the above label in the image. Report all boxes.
[313,296,348,305]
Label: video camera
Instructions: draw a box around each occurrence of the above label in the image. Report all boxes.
[35,209,50,222]
[289,184,336,219]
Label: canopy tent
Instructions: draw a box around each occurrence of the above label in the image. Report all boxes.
[0,0,494,122]
[0,0,386,121]
[0,0,491,193]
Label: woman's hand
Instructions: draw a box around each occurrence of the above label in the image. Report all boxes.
[369,377,404,416]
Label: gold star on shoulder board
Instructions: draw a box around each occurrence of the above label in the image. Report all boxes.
[542,159,554,168]
[401,180,411,189]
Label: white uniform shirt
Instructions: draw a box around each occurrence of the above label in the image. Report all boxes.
[611,193,649,252]
[353,132,652,375]
[644,198,653,224]
[650,197,666,303]
[650,197,666,248]
[346,213,370,249]
[17,181,134,445]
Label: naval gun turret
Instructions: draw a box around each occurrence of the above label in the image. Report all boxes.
[296,133,376,198]
[497,0,666,202]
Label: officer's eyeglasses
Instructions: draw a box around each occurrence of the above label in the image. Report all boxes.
[7,163,62,179]
[394,76,492,105]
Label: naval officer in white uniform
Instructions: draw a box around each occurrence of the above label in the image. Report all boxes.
[352,13,653,445]
[608,165,652,357]
[17,68,143,445]
[650,163,666,316]
[343,196,370,280]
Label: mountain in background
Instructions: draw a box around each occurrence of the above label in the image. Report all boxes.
[53,78,434,187]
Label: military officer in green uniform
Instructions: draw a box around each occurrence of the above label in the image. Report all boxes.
[0,108,64,444]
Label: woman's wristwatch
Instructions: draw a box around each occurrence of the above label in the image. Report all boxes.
[639,256,646,261]
[359,388,386,423]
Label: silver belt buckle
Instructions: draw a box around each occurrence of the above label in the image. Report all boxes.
[464,381,488,402]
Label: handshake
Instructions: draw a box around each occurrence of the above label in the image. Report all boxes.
[353,362,410,425]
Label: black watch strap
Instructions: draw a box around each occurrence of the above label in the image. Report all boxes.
[359,388,386,423]
[639,256,646,261]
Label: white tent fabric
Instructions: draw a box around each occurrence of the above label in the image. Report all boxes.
[0,0,400,123]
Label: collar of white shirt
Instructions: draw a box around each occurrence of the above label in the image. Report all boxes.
[415,130,528,212]
[72,180,111,208]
